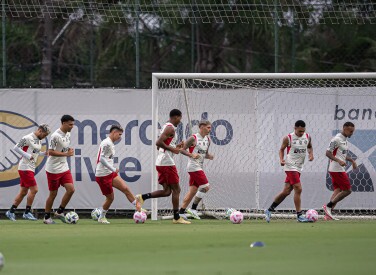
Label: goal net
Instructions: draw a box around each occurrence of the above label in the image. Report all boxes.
[151,73,376,221]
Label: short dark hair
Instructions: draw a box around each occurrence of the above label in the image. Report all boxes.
[61,115,75,123]
[170,109,182,118]
[110,124,124,133]
[295,120,306,128]
[343,121,355,128]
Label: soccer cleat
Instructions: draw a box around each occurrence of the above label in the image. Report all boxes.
[179,213,189,220]
[23,212,37,221]
[297,215,312,223]
[54,211,66,223]
[135,194,144,206]
[324,214,332,221]
[322,205,334,220]
[5,211,16,221]
[43,218,56,224]
[186,208,201,220]
[98,217,110,224]
[173,217,191,224]
[264,209,271,223]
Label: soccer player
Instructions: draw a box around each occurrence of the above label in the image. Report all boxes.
[5,124,51,221]
[136,109,190,224]
[95,125,141,224]
[179,120,214,220]
[323,122,357,220]
[264,120,314,223]
[43,115,75,224]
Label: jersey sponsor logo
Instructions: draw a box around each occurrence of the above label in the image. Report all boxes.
[0,111,48,188]
[326,130,375,192]
[293,148,306,154]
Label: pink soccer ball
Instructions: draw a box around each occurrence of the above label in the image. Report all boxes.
[230,211,244,224]
[133,211,147,224]
[306,209,319,222]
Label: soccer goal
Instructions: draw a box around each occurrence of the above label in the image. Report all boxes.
[151,73,376,221]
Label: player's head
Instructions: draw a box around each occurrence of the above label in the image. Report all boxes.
[109,124,124,142]
[199,120,211,136]
[294,120,306,137]
[61,115,75,132]
[169,109,182,126]
[342,121,355,138]
[36,123,51,139]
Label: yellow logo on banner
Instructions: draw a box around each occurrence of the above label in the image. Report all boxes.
[0,111,48,188]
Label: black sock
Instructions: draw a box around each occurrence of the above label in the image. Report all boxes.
[44,212,51,219]
[327,201,334,208]
[297,211,303,218]
[25,205,31,214]
[179,208,186,214]
[142,193,152,201]
[57,206,65,214]
[173,209,180,220]
[9,204,17,213]
[268,202,279,212]
[192,203,198,210]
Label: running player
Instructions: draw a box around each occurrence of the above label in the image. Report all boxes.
[264,120,314,223]
[95,125,141,224]
[5,124,51,221]
[43,115,75,224]
[136,109,190,224]
[179,120,214,220]
[323,122,357,220]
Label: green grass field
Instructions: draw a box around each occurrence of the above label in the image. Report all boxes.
[0,219,375,275]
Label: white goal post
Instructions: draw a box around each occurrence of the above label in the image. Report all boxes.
[151,73,376,221]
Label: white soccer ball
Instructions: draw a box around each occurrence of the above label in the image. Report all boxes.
[133,211,147,224]
[306,209,319,222]
[0,252,4,270]
[65,211,79,224]
[225,208,237,219]
[230,211,244,224]
[91,208,101,221]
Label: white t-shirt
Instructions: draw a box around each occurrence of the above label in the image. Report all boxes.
[156,123,177,166]
[15,132,42,172]
[45,129,71,174]
[187,133,210,172]
[327,133,348,172]
[95,137,116,177]
[284,132,310,173]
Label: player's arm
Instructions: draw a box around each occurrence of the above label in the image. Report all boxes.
[307,137,314,161]
[156,126,180,154]
[279,136,289,166]
[205,143,214,160]
[180,136,200,159]
[13,137,32,160]
[346,155,358,170]
[326,140,345,166]
[99,145,119,173]
[48,136,74,157]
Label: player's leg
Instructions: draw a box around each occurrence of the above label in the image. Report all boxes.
[44,190,58,224]
[6,187,28,221]
[170,183,190,224]
[187,184,210,220]
[98,193,114,224]
[179,185,198,219]
[265,182,293,222]
[112,176,141,211]
[54,171,75,222]
[23,185,38,220]
[292,183,309,222]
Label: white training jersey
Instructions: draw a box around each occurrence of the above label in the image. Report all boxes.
[284,132,310,173]
[156,122,177,166]
[45,129,71,174]
[187,133,210,172]
[15,132,42,172]
[95,137,116,177]
[327,133,348,172]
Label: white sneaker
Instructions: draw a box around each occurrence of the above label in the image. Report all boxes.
[43,218,56,224]
[186,208,201,220]
[98,217,110,224]
[54,211,66,223]
[322,205,334,220]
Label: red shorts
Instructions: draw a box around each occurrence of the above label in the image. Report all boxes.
[19,170,37,188]
[188,171,209,188]
[156,166,179,185]
[329,172,351,191]
[95,172,118,196]
[46,170,74,191]
[284,171,301,185]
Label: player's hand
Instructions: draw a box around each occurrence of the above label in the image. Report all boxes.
[176,141,184,149]
[191,153,200,159]
[338,160,346,166]
[207,154,214,160]
[352,161,358,170]
[309,154,314,161]
[280,160,285,166]
[45,151,50,157]
[171,147,180,154]
[66,148,74,157]
[115,168,119,173]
